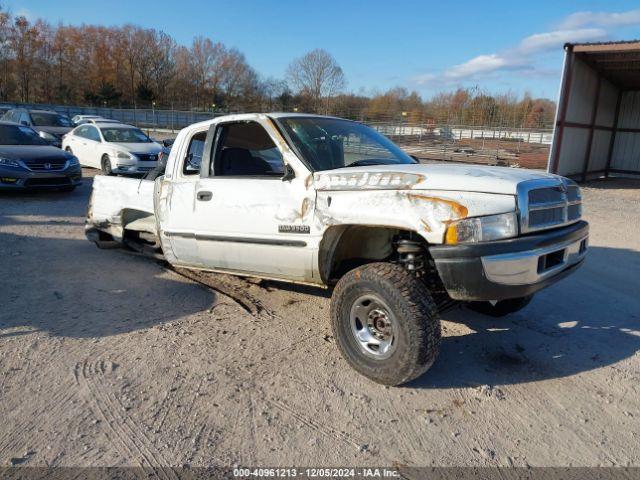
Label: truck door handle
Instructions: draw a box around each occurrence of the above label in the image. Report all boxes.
[197,191,212,201]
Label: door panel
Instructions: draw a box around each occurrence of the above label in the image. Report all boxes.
[193,177,313,279]
[157,129,208,266]
[193,119,315,281]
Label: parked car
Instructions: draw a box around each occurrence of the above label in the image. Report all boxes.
[0,121,82,191]
[62,123,162,175]
[0,106,11,116]
[85,113,588,386]
[76,118,122,125]
[71,115,104,125]
[157,138,175,166]
[0,109,74,147]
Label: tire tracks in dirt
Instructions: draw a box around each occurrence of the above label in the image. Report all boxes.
[0,382,77,461]
[171,267,278,320]
[73,358,179,480]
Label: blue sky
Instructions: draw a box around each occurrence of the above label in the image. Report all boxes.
[5,0,640,100]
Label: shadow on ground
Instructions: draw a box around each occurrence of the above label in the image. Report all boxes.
[0,230,214,339]
[410,245,640,388]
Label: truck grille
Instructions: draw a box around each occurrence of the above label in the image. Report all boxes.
[518,179,582,233]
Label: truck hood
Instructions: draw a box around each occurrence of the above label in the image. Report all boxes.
[314,163,561,195]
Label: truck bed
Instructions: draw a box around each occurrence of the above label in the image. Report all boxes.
[86,175,157,242]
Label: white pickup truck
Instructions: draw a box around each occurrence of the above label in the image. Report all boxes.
[86,113,588,385]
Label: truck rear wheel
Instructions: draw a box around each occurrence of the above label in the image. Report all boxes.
[466,295,533,317]
[330,262,441,386]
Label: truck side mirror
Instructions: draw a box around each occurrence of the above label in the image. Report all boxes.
[282,164,295,182]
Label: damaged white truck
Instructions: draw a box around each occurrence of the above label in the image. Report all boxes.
[86,113,589,385]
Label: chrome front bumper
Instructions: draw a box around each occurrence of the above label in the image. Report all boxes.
[429,221,589,301]
[481,233,588,285]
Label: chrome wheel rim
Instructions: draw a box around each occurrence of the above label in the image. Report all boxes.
[349,294,397,359]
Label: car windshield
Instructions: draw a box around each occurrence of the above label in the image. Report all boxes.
[0,124,48,145]
[276,117,415,172]
[30,112,73,127]
[100,127,152,143]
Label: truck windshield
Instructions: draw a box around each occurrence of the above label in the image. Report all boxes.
[276,117,415,172]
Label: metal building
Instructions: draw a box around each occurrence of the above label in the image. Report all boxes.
[548,41,640,180]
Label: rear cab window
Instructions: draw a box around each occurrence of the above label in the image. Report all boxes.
[183,131,206,175]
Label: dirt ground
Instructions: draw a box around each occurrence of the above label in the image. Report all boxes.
[0,170,639,469]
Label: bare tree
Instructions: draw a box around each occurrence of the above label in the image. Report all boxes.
[10,16,42,102]
[286,49,346,112]
[148,31,176,101]
[189,36,223,109]
[0,5,13,100]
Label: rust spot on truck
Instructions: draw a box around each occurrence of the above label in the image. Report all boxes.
[420,219,432,232]
[406,193,468,220]
[300,197,311,219]
[304,174,314,189]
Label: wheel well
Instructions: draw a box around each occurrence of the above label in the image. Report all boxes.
[319,225,427,284]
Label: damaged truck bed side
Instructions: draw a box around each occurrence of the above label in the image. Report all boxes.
[86,113,588,386]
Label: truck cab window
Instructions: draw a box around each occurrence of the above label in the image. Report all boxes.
[212,121,284,177]
[183,131,206,175]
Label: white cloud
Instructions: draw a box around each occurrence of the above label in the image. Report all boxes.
[558,9,640,29]
[517,28,607,54]
[444,54,510,80]
[413,8,638,89]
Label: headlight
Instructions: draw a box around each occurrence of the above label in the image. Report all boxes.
[116,151,133,159]
[445,212,518,244]
[0,157,22,168]
[39,131,57,141]
[67,156,79,166]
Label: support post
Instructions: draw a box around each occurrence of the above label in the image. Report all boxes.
[604,90,623,177]
[581,76,602,182]
[550,46,574,174]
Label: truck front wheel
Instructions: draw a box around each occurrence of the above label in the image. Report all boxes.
[466,295,533,317]
[330,262,441,386]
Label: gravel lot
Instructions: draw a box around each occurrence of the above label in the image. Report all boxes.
[0,170,639,469]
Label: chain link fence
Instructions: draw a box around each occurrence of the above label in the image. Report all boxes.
[0,102,552,169]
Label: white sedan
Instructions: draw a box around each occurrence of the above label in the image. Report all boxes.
[62,123,162,175]
[71,115,104,125]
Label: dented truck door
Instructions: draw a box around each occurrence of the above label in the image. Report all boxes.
[192,119,315,281]
[159,128,209,266]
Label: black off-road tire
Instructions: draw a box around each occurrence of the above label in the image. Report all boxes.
[331,262,441,386]
[101,155,114,176]
[466,295,534,318]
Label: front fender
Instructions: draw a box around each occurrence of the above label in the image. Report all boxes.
[314,189,516,244]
